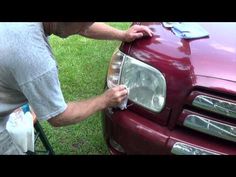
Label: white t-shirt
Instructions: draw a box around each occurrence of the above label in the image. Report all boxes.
[0,22,67,132]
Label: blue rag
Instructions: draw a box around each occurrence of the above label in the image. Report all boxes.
[171,23,209,39]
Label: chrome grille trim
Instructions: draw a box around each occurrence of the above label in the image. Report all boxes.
[192,95,236,120]
[171,142,220,155]
[184,114,236,143]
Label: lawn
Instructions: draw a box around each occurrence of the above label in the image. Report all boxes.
[38,22,131,155]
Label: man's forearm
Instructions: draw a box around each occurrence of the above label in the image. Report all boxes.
[48,95,106,127]
[79,22,126,41]
[48,85,128,127]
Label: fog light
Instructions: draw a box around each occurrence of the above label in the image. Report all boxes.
[109,138,125,153]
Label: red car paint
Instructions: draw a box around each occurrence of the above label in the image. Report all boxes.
[103,22,236,154]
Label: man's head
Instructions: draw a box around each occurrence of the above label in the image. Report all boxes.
[43,22,94,38]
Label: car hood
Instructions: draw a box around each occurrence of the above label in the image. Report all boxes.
[128,22,236,83]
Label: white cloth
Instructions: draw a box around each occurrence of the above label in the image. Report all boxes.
[6,107,34,153]
[117,86,129,110]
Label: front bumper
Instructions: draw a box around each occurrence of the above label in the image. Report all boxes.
[103,109,236,155]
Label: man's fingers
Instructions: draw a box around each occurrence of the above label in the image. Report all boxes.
[114,89,128,97]
[112,85,128,97]
[113,85,127,91]
[118,95,128,103]
[118,89,128,97]
[134,25,153,37]
[145,29,154,37]
[133,33,144,39]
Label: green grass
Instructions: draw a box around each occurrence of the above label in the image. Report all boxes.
[38,22,131,155]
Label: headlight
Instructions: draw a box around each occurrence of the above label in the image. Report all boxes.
[107,50,166,113]
[107,50,125,88]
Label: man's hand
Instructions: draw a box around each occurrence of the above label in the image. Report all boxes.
[48,85,128,127]
[78,23,153,43]
[123,25,154,42]
[101,85,128,108]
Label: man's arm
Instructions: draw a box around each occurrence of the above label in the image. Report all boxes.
[48,85,127,127]
[79,22,153,42]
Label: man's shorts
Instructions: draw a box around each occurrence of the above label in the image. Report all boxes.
[0,129,25,155]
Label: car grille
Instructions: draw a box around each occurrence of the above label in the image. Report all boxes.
[171,142,220,155]
[181,91,236,143]
[193,95,236,120]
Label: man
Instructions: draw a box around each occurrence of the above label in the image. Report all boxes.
[0,22,153,154]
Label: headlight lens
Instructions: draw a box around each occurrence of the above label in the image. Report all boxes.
[107,50,166,113]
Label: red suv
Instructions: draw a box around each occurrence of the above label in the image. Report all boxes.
[103,22,236,155]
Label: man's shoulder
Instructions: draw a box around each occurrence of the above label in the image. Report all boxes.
[0,22,46,50]
[0,22,56,85]
[0,22,43,33]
